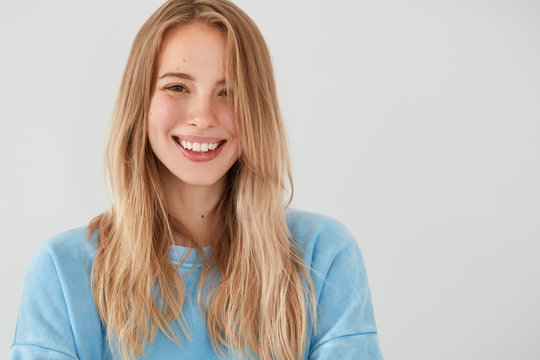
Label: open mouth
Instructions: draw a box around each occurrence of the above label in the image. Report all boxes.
[173,136,225,153]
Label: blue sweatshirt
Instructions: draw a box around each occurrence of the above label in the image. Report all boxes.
[9,209,382,359]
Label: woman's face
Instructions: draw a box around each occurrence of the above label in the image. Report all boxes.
[148,22,239,189]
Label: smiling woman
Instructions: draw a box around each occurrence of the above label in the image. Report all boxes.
[9,1,382,359]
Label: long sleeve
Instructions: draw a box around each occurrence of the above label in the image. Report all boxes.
[9,228,106,360]
[10,244,79,359]
[306,219,383,359]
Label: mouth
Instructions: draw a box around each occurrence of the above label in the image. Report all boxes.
[172,136,225,153]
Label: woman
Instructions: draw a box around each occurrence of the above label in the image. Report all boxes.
[10,1,382,359]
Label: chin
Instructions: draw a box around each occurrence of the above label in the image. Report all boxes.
[173,171,228,188]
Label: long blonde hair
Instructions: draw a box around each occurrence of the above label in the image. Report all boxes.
[87,1,316,359]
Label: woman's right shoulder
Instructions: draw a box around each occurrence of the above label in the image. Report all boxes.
[28,225,99,283]
[11,226,106,360]
[41,225,97,252]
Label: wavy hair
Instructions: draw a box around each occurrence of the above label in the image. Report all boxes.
[87,0,317,359]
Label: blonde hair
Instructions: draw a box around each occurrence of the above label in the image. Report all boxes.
[87,0,317,359]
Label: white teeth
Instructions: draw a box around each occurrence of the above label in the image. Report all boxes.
[178,139,221,152]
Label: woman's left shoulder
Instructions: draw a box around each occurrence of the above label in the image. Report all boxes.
[286,209,382,358]
[285,208,362,264]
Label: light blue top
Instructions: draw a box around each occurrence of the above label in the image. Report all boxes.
[9,209,383,359]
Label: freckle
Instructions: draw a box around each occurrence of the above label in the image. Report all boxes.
[182,58,186,63]
[201,215,204,218]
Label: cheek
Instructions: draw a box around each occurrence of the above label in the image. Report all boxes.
[148,94,185,133]
[220,106,237,138]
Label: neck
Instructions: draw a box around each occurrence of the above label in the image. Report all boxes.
[160,167,225,247]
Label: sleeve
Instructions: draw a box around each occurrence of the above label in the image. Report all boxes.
[308,229,383,359]
[9,244,79,360]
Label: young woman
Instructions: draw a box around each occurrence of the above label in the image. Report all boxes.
[10,1,382,359]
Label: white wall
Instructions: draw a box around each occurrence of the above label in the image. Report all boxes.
[1,0,539,359]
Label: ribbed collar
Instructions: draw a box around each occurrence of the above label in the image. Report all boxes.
[169,245,213,266]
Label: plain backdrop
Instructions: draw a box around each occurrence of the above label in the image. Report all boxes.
[1,0,539,359]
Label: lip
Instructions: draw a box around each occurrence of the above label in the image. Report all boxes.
[172,136,226,162]
[175,134,225,143]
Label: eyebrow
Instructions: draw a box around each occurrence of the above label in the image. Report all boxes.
[158,72,225,85]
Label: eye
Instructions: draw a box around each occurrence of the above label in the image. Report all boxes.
[165,84,188,93]
[219,89,228,96]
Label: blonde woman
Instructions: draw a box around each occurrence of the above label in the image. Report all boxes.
[10,1,382,359]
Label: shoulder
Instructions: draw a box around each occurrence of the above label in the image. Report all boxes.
[286,208,358,253]
[12,226,105,359]
[42,225,97,254]
[286,211,382,357]
[285,208,363,274]
[29,225,98,281]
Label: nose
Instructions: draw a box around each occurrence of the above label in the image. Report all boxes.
[187,96,218,130]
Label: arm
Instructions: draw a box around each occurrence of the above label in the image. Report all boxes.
[308,229,383,359]
[10,244,79,360]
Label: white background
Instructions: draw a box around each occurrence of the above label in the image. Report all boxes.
[1,0,539,359]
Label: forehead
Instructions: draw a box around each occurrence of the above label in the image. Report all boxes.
[157,22,227,73]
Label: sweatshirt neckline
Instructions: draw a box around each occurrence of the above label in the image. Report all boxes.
[169,245,213,266]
